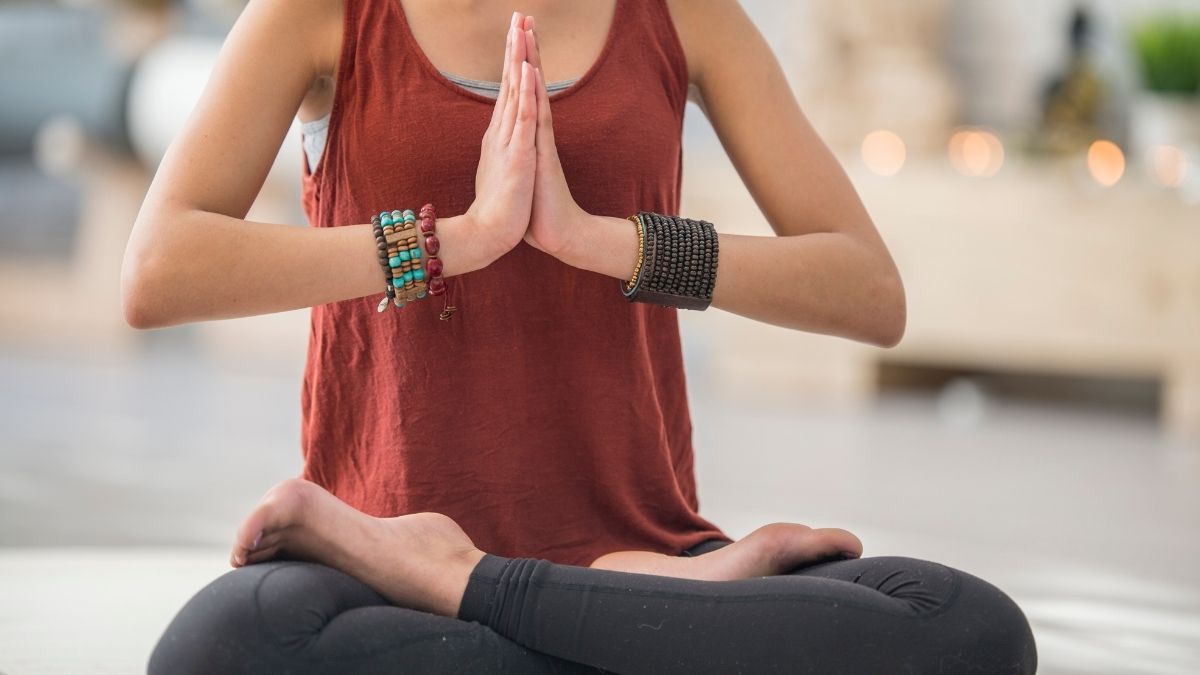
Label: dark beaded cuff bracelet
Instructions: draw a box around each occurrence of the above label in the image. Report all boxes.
[623,211,718,311]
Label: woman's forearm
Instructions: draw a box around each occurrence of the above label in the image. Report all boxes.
[557,213,905,348]
[121,207,490,329]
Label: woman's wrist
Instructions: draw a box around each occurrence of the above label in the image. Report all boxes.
[555,212,639,282]
[436,213,498,278]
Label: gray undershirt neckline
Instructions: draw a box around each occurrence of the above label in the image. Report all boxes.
[302,69,578,174]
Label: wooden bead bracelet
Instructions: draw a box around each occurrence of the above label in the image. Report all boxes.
[370,204,456,319]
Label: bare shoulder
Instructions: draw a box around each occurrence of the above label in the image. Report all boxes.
[662,0,762,108]
[290,0,347,119]
[309,0,346,77]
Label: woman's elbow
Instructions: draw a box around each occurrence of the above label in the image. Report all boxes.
[121,251,170,330]
[121,264,154,330]
[869,269,906,349]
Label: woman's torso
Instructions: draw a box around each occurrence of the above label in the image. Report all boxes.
[297,0,730,567]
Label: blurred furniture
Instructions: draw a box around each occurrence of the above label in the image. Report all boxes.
[683,154,1200,438]
[0,4,134,154]
[864,158,1199,437]
[0,3,309,362]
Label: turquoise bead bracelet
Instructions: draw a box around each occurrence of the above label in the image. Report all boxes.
[374,207,430,312]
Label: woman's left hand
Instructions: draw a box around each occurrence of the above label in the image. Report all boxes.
[519,19,588,258]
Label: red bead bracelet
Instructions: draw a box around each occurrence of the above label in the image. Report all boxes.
[418,203,456,320]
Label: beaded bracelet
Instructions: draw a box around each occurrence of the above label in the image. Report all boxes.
[374,209,425,311]
[370,203,458,319]
[390,210,427,306]
[624,214,646,293]
[621,211,718,311]
[371,214,397,310]
[417,203,457,320]
[371,208,425,312]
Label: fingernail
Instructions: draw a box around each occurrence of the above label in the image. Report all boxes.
[841,551,861,559]
[251,530,262,550]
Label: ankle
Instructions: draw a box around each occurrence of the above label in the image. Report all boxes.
[436,548,487,618]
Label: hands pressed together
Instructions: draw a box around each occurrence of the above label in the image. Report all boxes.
[465,12,586,265]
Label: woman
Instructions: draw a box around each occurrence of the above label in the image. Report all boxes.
[125,0,1036,672]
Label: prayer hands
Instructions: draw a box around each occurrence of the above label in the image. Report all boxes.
[517,16,589,258]
[465,12,540,263]
[469,13,588,264]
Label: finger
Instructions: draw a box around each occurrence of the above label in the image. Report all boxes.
[507,13,527,98]
[511,61,537,149]
[534,66,556,153]
[488,20,516,134]
[489,13,521,131]
[499,21,527,141]
[523,22,542,72]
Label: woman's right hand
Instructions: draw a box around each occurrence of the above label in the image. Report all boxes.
[463,12,539,264]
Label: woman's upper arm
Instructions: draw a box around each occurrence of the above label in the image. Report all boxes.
[132,0,338,225]
[669,0,880,242]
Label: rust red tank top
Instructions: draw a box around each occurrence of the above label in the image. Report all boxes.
[298,0,731,566]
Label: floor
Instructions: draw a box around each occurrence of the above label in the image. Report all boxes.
[1,335,1198,674]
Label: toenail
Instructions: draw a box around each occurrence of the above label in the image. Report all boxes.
[251,531,262,550]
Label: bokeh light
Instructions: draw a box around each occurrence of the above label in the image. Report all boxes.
[861,130,907,177]
[1148,145,1189,189]
[31,114,86,178]
[948,128,1005,177]
[1087,140,1125,188]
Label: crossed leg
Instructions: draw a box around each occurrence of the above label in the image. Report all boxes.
[149,479,1036,673]
[224,478,866,610]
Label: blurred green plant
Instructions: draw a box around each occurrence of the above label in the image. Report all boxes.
[1131,16,1200,95]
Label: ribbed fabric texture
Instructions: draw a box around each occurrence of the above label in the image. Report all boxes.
[457,554,547,640]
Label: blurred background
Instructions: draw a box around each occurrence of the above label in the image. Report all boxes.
[1,0,1199,673]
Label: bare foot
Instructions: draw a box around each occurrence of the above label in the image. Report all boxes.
[228,478,486,618]
[588,523,863,581]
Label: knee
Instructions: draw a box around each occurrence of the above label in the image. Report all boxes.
[151,560,392,673]
[148,562,311,674]
[849,556,1037,673]
[939,566,1038,675]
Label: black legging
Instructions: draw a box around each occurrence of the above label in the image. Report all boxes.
[149,539,1037,673]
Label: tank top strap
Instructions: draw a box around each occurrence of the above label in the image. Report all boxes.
[302,0,422,217]
[617,0,690,120]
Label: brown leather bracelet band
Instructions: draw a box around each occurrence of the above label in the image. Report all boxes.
[633,288,713,311]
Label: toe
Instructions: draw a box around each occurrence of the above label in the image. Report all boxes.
[764,524,865,571]
[813,527,864,558]
[231,478,316,567]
